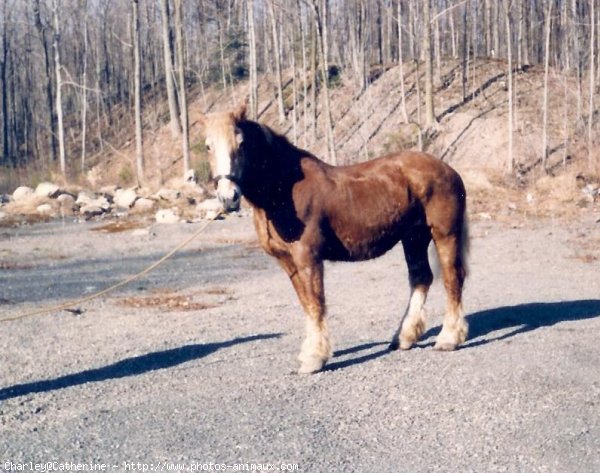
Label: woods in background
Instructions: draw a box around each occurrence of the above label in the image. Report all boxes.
[0,0,598,179]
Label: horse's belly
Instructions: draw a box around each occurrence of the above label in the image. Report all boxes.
[322,222,404,261]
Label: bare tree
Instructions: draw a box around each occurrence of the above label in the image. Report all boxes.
[541,0,553,171]
[310,0,336,164]
[159,0,180,138]
[589,0,596,168]
[423,0,437,128]
[267,0,286,123]
[504,0,514,173]
[397,0,409,123]
[133,0,144,183]
[174,0,189,175]
[52,0,66,176]
[247,0,258,119]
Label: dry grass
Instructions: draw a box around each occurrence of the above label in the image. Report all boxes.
[92,219,149,233]
[116,289,221,312]
[0,261,34,270]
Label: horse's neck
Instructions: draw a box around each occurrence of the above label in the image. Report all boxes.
[243,122,303,210]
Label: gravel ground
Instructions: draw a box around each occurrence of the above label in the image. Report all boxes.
[1,211,599,472]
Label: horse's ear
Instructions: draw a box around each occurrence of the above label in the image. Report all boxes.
[233,99,248,122]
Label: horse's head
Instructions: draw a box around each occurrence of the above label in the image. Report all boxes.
[200,102,247,212]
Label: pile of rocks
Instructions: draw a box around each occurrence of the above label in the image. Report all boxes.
[0,173,227,224]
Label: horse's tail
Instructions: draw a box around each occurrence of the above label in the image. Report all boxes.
[459,208,470,279]
[428,205,469,280]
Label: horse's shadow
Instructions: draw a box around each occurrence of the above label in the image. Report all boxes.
[0,333,281,401]
[327,300,600,371]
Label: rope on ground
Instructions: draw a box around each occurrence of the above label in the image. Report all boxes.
[0,211,222,324]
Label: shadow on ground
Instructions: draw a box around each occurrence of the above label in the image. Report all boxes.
[0,333,281,401]
[326,300,600,371]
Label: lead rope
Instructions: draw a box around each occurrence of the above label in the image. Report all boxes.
[0,211,223,324]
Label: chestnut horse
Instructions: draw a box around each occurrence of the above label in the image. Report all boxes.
[200,103,469,374]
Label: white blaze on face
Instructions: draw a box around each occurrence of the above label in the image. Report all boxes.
[213,137,232,179]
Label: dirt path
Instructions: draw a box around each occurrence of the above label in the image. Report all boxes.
[1,212,599,472]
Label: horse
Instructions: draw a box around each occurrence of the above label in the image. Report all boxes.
[199,102,469,374]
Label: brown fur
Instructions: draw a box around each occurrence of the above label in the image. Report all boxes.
[201,105,469,373]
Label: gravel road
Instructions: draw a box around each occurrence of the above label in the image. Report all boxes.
[1,212,599,472]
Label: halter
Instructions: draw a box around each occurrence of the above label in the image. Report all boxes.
[212,174,240,186]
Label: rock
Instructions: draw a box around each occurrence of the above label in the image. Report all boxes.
[76,191,96,206]
[0,194,10,204]
[155,208,180,224]
[184,169,197,183]
[196,198,223,219]
[13,186,34,202]
[36,203,54,216]
[34,182,61,198]
[156,188,180,202]
[100,185,119,196]
[0,211,6,220]
[114,188,138,208]
[132,197,156,213]
[131,228,151,237]
[56,194,76,215]
[80,204,107,218]
[197,198,221,211]
[76,192,110,211]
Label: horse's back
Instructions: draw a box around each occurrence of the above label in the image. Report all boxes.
[301,151,466,261]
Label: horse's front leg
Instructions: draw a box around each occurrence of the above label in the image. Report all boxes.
[277,254,331,374]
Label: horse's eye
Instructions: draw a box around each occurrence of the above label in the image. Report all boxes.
[205,143,211,152]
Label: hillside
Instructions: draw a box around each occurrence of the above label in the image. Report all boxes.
[3,58,600,222]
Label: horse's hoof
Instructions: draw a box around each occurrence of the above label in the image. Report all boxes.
[399,339,415,350]
[298,357,325,374]
[434,341,457,351]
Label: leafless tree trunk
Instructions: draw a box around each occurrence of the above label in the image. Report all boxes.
[174,0,189,175]
[247,0,258,119]
[133,0,144,183]
[423,0,437,128]
[589,0,596,168]
[310,0,336,164]
[1,0,10,165]
[80,0,89,174]
[541,0,553,172]
[52,0,66,176]
[159,0,180,138]
[397,0,409,123]
[267,0,286,123]
[504,0,514,173]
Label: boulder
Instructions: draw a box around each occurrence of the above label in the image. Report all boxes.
[184,169,197,183]
[114,188,138,208]
[0,194,10,204]
[13,186,34,202]
[76,191,110,211]
[0,211,6,220]
[132,197,156,213]
[56,194,76,215]
[155,208,180,224]
[36,203,54,216]
[76,191,96,206]
[196,198,223,220]
[34,182,61,198]
[80,204,107,218]
[156,188,180,202]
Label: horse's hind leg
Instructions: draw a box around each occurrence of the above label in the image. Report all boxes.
[432,233,468,350]
[390,227,433,350]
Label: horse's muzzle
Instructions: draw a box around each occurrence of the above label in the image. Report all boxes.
[216,177,241,212]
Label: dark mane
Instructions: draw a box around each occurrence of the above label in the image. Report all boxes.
[237,119,314,211]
